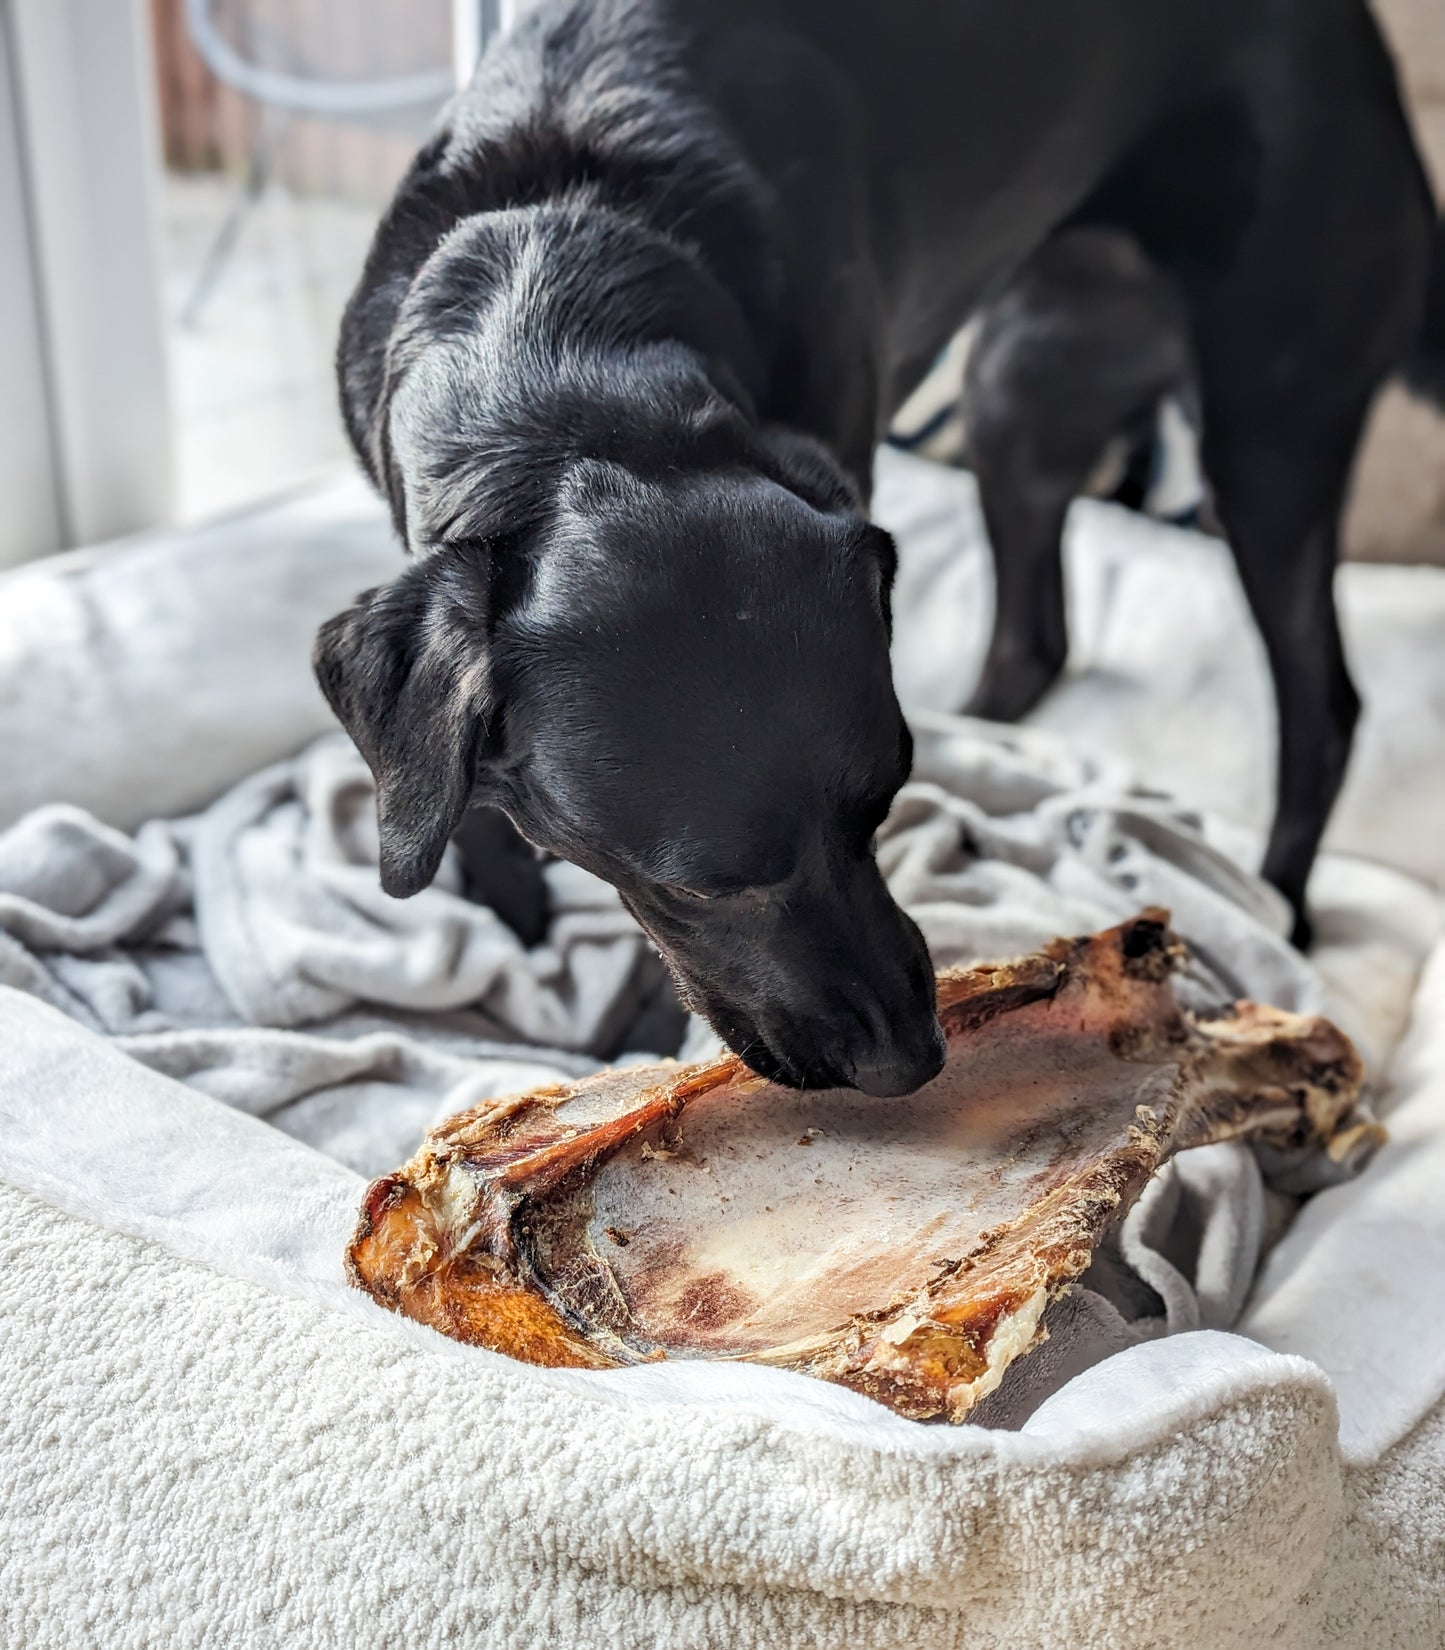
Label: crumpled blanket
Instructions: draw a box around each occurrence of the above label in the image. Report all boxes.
[0,711,1362,1424]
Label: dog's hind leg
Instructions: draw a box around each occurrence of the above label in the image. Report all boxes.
[961,229,1191,722]
[1190,294,1423,945]
[1192,390,1372,951]
[1180,103,1433,945]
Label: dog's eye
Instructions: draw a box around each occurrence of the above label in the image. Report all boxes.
[660,878,774,906]
[660,882,717,904]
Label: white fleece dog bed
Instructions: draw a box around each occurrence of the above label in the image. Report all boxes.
[2,450,1444,1648]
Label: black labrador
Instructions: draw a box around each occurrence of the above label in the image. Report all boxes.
[317,0,1443,1095]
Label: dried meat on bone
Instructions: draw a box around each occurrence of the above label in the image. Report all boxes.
[347,912,1373,1421]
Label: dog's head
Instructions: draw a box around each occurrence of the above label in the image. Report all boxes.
[316,452,943,1096]
[324,201,942,1094]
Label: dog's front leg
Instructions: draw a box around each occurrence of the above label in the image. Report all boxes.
[958,322,1078,723]
[962,452,1073,724]
[450,804,550,948]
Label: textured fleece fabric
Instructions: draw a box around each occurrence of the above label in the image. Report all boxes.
[3,451,1444,1645]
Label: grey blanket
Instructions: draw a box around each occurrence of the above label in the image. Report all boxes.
[0,713,1358,1423]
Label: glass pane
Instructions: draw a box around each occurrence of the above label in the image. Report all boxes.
[147,0,453,520]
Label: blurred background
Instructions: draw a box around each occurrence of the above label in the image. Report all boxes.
[0,0,498,561]
[0,0,1441,563]
[148,0,456,520]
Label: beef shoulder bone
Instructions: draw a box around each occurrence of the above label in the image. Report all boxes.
[347,912,1372,1421]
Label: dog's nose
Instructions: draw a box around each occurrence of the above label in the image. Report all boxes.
[844,1019,946,1097]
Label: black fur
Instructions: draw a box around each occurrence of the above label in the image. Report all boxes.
[961,228,1197,724]
[1403,213,1445,408]
[319,0,1442,1088]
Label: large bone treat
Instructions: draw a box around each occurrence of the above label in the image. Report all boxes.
[347,912,1373,1421]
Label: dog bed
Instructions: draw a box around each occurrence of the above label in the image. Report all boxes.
[2,449,1443,1648]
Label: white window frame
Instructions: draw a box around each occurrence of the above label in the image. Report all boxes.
[0,0,172,565]
[454,0,522,88]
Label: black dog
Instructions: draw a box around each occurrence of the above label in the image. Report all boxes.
[317,0,1442,1093]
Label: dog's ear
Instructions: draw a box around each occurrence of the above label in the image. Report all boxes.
[854,522,899,629]
[314,549,496,898]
